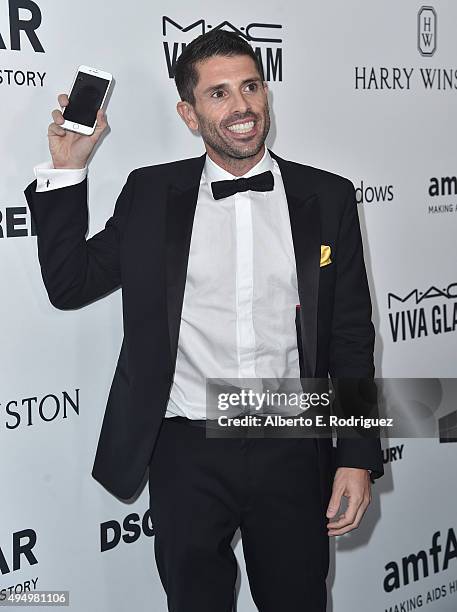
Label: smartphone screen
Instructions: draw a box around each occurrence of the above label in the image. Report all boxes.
[63,71,110,127]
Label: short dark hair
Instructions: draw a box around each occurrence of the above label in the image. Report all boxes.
[174,30,264,105]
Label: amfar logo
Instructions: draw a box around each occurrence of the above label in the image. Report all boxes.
[1,1,47,89]
[429,176,457,197]
[418,6,437,57]
[0,0,44,52]
[387,282,457,342]
[0,529,38,575]
[384,527,457,592]
[428,175,457,214]
[162,16,282,82]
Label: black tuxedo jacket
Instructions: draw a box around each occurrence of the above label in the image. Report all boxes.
[24,149,384,502]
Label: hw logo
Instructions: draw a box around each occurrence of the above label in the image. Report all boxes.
[418,6,437,57]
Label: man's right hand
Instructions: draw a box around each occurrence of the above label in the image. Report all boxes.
[48,93,108,169]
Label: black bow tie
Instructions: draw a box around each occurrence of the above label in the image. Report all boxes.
[211,170,274,200]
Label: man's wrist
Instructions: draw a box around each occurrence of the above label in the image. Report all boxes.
[34,160,88,192]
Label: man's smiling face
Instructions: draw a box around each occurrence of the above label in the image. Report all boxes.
[177,54,271,164]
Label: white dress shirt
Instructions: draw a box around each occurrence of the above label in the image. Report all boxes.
[33,147,302,420]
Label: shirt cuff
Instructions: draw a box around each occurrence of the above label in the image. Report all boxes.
[34,160,88,192]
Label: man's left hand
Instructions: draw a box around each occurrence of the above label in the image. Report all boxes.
[326,467,372,536]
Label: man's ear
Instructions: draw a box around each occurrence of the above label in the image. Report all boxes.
[176,101,199,131]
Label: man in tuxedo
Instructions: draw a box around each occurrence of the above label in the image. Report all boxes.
[25,29,383,612]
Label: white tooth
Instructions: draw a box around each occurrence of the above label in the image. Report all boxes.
[227,121,254,132]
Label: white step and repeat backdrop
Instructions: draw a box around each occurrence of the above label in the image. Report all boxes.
[1,1,457,610]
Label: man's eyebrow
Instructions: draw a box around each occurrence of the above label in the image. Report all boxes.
[202,77,262,95]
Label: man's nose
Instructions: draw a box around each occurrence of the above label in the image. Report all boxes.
[228,89,250,115]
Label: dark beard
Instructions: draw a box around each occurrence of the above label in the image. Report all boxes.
[197,108,271,161]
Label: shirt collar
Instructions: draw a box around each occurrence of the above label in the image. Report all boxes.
[202,146,275,185]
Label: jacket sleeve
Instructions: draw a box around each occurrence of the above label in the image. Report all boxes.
[328,180,384,484]
[24,171,135,309]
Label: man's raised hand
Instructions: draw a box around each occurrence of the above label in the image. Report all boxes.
[47,93,108,169]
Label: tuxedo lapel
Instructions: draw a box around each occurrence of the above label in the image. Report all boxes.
[269,149,321,377]
[165,154,206,365]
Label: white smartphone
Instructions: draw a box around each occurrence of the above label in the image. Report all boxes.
[61,65,112,136]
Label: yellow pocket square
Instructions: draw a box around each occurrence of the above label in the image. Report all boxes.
[320,245,332,267]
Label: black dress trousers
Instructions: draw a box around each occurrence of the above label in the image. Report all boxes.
[148,417,329,612]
